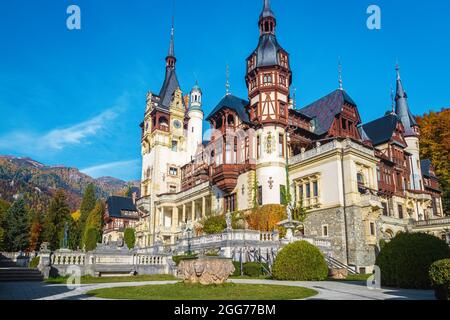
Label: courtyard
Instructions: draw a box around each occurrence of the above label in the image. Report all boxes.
[0,279,435,300]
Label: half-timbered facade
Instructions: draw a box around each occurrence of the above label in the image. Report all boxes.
[135,0,448,272]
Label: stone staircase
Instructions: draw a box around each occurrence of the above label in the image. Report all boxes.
[0,254,43,282]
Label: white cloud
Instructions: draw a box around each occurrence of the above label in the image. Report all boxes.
[81,159,141,180]
[0,108,117,154]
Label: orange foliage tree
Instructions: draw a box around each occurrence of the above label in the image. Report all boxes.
[246,204,287,234]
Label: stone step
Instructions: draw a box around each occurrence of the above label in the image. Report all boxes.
[0,267,44,282]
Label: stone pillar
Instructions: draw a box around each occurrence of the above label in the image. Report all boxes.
[192,200,196,221]
[172,207,179,232]
[182,204,186,223]
[202,197,206,219]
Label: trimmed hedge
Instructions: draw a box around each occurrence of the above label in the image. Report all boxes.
[84,228,98,252]
[243,262,269,277]
[429,259,450,300]
[272,241,328,281]
[376,232,450,289]
[124,228,136,249]
[232,261,242,276]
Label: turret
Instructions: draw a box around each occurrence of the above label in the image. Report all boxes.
[187,82,204,161]
[395,65,423,190]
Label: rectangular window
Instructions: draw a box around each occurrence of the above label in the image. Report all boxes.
[298,185,303,202]
[258,186,263,206]
[278,134,284,157]
[169,185,177,193]
[257,135,261,159]
[377,168,381,182]
[313,181,319,197]
[382,203,389,216]
[169,167,178,176]
[225,194,236,213]
[171,140,178,152]
[398,204,404,219]
[322,225,329,237]
[305,183,311,199]
[370,222,376,236]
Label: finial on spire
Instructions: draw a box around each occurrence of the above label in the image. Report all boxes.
[390,85,395,114]
[338,57,344,91]
[225,64,231,95]
[167,0,176,58]
[396,60,401,80]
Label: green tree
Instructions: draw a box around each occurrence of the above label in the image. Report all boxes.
[124,228,136,249]
[82,201,104,248]
[68,218,81,250]
[0,199,10,251]
[79,184,97,233]
[43,190,71,251]
[4,199,30,252]
[84,228,98,251]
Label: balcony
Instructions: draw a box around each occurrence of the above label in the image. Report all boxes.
[413,217,450,229]
[211,163,254,193]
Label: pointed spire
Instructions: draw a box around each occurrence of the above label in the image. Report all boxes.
[165,2,176,69]
[225,64,231,95]
[260,0,275,19]
[338,57,344,91]
[395,63,418,135]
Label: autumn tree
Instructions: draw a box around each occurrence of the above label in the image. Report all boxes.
[82,201,104,249]
[28,210,43,251]
[4,199,30,252]
[43,190,71,251]
[417,108,450,214]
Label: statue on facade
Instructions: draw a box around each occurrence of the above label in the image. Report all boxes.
[226,212,232,231]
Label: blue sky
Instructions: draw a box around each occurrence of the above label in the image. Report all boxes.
[0,0,449,181]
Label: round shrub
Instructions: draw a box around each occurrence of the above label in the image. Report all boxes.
[202,215,226,235]
[429,259,450,300]
[243,262,269,277]
[375,232,450,289]
[272,241,328,281]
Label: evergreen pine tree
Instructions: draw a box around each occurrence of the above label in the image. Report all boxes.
[4,199,30,252]
[0,199,10,251]
[68,218,81,250]
[43,190,70,251]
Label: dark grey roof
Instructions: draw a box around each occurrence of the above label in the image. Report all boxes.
[361,113,401,146]
[206,94,250,124]
[421,159,437,178]
[357,124,371,142]
[395,68,418,136]
[106,196,138,220]
[260,0,275,20]
[167,27,175,58]
[251,34,286,68]
[159,67,180,109]
[298,89,357,136]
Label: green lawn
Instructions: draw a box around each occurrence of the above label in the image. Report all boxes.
[86,283,318,300]
[45,274,177,284]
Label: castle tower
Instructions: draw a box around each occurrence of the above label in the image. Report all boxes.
[395,65,423,190]
[187,82,204,161]
[246,0,292,205]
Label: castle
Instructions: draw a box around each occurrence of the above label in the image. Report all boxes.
[134,0,448,273]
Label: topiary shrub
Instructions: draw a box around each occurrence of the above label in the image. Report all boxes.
[84,228,98,252]
[124,228,136,249]
[232,261,242,276]
[429,259,450,300]
[243,262,269,277]
[376,232,450,289]
[272,241,328,281]
[29,256,40,269]
[202,215,227,235]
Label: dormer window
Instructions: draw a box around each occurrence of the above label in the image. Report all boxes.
[263,74,272,84]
